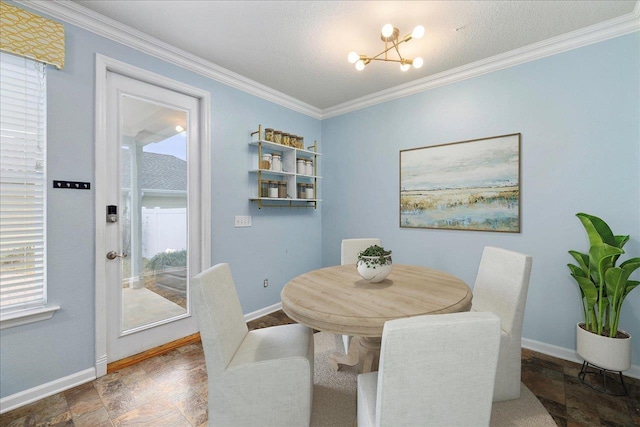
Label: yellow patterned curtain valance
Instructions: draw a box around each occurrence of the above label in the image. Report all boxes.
[0,2,65,69]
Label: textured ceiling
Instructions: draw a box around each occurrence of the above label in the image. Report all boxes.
[72,1,637,110]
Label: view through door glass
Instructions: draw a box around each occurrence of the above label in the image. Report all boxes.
[120,95,188,333]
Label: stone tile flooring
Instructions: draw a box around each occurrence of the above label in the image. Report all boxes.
[1,310,638,426]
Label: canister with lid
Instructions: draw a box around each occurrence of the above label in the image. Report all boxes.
[282,133,290,146]
[273,130,282,145]
[260,154,271,170]
[271,153,282,172]
[297,158,306,175]
[297,183,306,199]
[305,159,313,176]
[264,128,274,142]
[268,181,278,198]
[260,180,269,198]
[305,184,314,199]
[278,181,287,198]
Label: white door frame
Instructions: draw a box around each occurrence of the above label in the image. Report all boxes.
[94,54,210,377]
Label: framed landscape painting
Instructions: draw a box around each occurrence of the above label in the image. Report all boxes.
[400,133,521,232]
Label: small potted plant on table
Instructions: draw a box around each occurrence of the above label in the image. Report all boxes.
[357,245,393,283]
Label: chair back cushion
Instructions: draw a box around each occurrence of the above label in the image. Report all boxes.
[376,312,501,427]
[472,246,532,335]
[341,238,381,265]
[191,263,248,373]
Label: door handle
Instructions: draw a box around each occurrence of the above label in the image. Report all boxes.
[106,251,128,260]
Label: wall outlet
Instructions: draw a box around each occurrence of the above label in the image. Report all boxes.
[234,215,252,227]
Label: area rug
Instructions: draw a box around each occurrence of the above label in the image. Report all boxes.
[310,332,556,427]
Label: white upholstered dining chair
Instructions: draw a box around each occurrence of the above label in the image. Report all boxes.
[357,311,501,427]
[471,246,533,402]
[340,238,381,352]
[191,263,314,427]
[341,238,381,265]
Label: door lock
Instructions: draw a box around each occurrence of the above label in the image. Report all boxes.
[106,251,127,260]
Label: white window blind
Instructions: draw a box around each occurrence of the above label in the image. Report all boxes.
[0,51,47,313]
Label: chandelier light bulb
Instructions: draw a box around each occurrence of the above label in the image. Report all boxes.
[412,57,424,69]
[381,24,394,38]
[400,63,410,72]
[355,60,366,71]
[411,25,425,39]
[348,51,360,64]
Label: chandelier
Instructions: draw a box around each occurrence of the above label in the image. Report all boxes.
[348,24,425,71]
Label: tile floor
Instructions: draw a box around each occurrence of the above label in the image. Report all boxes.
[1,310,638,427]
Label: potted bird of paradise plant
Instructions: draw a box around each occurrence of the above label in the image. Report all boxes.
[567,213,639,390]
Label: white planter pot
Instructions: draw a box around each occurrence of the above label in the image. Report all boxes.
[576,323,631,372]
[357,256,392,283]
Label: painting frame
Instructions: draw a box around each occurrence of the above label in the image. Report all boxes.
[399,133,521,233]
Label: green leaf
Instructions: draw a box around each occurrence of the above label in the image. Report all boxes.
[614,234,630,249]
[568,263,586,278]
[572,275,598,309]
[577,213,616,247]
[604,267,627,306]
[619,259,640,298]
[619,257,640,272]
[589,243,624,283]
[569,250,589,274]
[624,280,639,298]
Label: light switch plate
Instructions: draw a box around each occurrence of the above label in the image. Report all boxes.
[234,215,252,227]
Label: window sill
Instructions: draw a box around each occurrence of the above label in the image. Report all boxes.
[0,305,61,330]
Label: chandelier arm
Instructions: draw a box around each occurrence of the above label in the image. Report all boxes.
[370,39,406,61]
[393,40,404,61]
[366,58,405,64]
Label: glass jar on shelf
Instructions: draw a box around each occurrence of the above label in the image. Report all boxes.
[271,153,282,172]
[260,179,269,198]
[264,128,274,142]
[297,183,306,199]
[268,181,278,198]
[273,130,282,145]
[260,153,271,170]
[282,133,290,146]
[278,181,287,198]
[305,183,314,199]
[305,159,313,176]
[297,158,306,175]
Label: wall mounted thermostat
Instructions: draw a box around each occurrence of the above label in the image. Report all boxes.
[106,205,118,223]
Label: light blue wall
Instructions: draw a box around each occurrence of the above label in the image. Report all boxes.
[0,6,322,398]
[321,33,640,366]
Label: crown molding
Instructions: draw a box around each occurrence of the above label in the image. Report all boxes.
[15,0,640,121]
[321,6,640,119]
[15,0,323,119]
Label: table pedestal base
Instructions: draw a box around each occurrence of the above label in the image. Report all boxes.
[328,336,382,373]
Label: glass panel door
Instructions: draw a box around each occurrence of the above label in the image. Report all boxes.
[120,95,188,333]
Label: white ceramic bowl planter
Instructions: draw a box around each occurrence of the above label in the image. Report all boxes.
[357,255,393,283]
[576,323,631,372]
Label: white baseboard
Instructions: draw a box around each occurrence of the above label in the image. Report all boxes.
[521,337,640,380]
[0,368,96,414]
[244,302,282,323]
